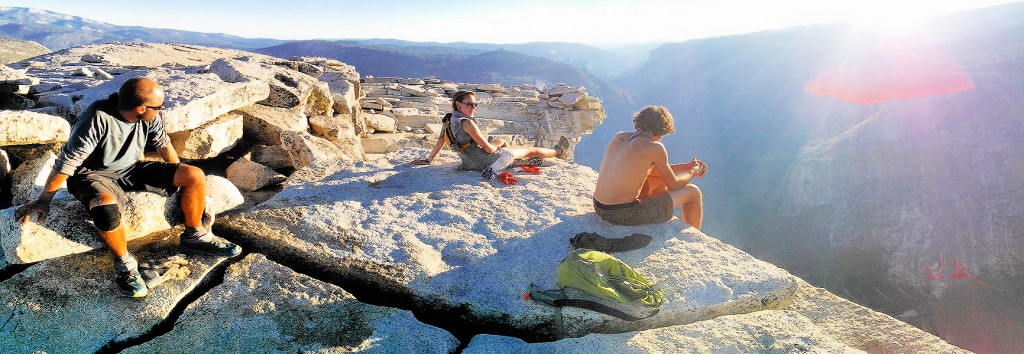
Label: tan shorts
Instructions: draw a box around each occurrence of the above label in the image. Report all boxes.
[594,193,674,226]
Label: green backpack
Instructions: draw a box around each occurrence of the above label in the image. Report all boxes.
[557,249,664,308]
[527,249,664,337]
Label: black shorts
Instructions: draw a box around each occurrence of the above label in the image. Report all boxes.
[67,161,180,206]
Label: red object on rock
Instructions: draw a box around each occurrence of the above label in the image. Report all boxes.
[519,166,541,174]
[952,258,971,280]
[498,172,518,185]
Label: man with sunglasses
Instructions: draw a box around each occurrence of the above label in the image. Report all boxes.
[15,77,241,298]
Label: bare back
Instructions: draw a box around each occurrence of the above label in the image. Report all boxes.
[594,131,662,204]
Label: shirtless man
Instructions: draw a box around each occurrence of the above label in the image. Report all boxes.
[593,106,707,228]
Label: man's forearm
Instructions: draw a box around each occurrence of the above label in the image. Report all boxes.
[37,171,70,202]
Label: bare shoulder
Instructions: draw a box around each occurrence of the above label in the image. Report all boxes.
[613,131,633,140]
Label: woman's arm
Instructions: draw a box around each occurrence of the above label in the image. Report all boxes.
[413,133,446,165]
[462,120,499,153]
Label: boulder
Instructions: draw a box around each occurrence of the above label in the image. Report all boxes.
[29,83,61,94]
[167,113,243,160]
[234,104,309,146]
[217,150,799,338]
[80,54,106,63]
[558,92,585,107]
[248,144,293,170]
[364,113,396,133]
[210,58,317,110]
[360,100,385,111]
[9,151,61,206]
[0,176,243,264]
[306,81,334,118]
[70,67,94,77]
[320,72,359,117]
[226,158,286,192]
[65,68,270,133]
[398,78,425,85]
[396,84,435,97]
[125,254,459,353]
[279,130,348,169]
[93,68,114,80]
[475,83,505,92]
[0,238,231,353]
[308,115,366,162]
[546,85,584,96]
[273,60,324,78]
[0,110,70,146]
[391,110,440,128]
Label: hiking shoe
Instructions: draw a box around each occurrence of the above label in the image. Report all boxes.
[115,269,149,298]
[554,136,570,159]
[181,233,242,257]
[524,156,543,167]
[482,167,497,181]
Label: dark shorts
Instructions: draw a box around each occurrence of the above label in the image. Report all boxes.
[67,161,181,207]
[594,193,674,226]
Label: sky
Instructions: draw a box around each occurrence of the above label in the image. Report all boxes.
[0,0,1019,47]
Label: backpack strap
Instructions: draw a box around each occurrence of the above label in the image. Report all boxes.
[525,283,660,336]
[442,113,473,153]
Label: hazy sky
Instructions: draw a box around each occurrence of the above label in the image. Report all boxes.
[0,0,1019,46]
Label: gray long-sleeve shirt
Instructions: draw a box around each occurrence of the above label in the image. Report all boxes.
[53,93,172,176]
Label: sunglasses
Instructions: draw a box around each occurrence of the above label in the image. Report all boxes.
[144,105,164,111]
[460,101,478,108]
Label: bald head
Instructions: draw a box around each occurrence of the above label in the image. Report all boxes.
[117,77,164,111]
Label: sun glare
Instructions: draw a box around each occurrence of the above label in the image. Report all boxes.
[847,12,932,36]
[837,0,990,36]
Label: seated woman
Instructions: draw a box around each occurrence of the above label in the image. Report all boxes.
[413,91,569,180]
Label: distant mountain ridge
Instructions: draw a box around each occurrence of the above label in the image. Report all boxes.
[0,7,286,50]
[334,38,648,80]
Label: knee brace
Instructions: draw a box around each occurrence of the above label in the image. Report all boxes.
[89,204,121,232]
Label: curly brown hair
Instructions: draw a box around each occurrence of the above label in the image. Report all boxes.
[633,106,675,136]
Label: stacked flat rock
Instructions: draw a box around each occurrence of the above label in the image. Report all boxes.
[1,43,368,203]
[358,76,606,161]
[0,43,370,264]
